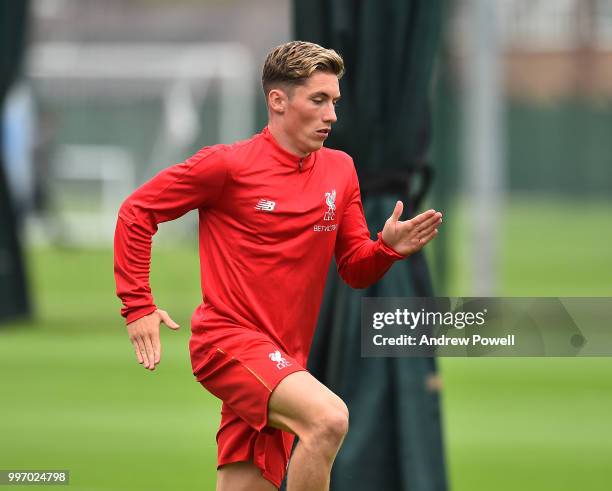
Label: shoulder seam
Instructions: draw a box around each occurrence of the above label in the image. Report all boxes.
[143,146,229,211]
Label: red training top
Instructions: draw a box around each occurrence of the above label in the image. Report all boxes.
[114,127,404,371]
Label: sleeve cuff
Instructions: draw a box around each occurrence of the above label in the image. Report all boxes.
[376,232,406,260]
[124,305,158,325]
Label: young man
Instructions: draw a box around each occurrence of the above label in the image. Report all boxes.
[114,41,442,491]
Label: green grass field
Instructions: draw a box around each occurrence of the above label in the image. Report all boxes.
[1,195,611,490]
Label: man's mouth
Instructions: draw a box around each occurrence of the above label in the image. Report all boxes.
[316,128,331,136]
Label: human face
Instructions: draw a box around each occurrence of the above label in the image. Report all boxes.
[281,71,341,156]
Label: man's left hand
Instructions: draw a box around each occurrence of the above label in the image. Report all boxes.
[381,201,443,257]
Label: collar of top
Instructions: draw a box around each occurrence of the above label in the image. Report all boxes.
[262,126,316,171]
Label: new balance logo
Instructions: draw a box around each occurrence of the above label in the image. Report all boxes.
[269,350,292,370]
[255,199,276,211]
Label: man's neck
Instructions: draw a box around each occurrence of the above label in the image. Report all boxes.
[267,122,309,159]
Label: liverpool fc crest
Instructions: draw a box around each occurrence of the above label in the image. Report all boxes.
[324,189,336,221]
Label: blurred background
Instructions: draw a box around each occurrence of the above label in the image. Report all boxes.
[1,1,611,490]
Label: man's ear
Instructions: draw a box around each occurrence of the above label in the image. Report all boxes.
[268,88,287,114]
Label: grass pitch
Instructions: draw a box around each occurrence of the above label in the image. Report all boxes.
[1,195,611,490]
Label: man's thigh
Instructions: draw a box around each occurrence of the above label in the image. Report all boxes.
[267,370,348,436]
[217,462,278,491]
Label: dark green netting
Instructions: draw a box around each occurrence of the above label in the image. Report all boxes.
[0,0,31,322]
[288,2,447,489]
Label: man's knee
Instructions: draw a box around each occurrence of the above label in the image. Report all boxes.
[301,399,349,452]
[268,371,349,450]
[268,371,348,430]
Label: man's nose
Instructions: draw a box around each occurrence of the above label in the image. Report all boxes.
[323,102,337,123]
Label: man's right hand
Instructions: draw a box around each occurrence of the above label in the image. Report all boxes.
[127,309,180,371]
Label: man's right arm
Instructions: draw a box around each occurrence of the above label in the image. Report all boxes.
[114,146,228,368]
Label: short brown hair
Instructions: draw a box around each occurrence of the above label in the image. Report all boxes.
[262,41,345,98]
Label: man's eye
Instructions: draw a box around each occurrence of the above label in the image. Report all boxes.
[312,99,323,104]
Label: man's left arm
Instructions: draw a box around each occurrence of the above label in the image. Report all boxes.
[334,167,442,289]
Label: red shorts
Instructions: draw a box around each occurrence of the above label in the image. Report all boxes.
[191,326,306,488]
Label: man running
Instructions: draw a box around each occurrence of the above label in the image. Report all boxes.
[114,41,443,491]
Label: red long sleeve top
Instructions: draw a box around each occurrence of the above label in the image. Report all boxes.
[114,127,403,370]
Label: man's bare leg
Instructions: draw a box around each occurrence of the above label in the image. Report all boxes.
[217,461,278,491]
[268,371,349,491]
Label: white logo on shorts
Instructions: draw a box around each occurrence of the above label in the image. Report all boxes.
[269,350,292,370]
